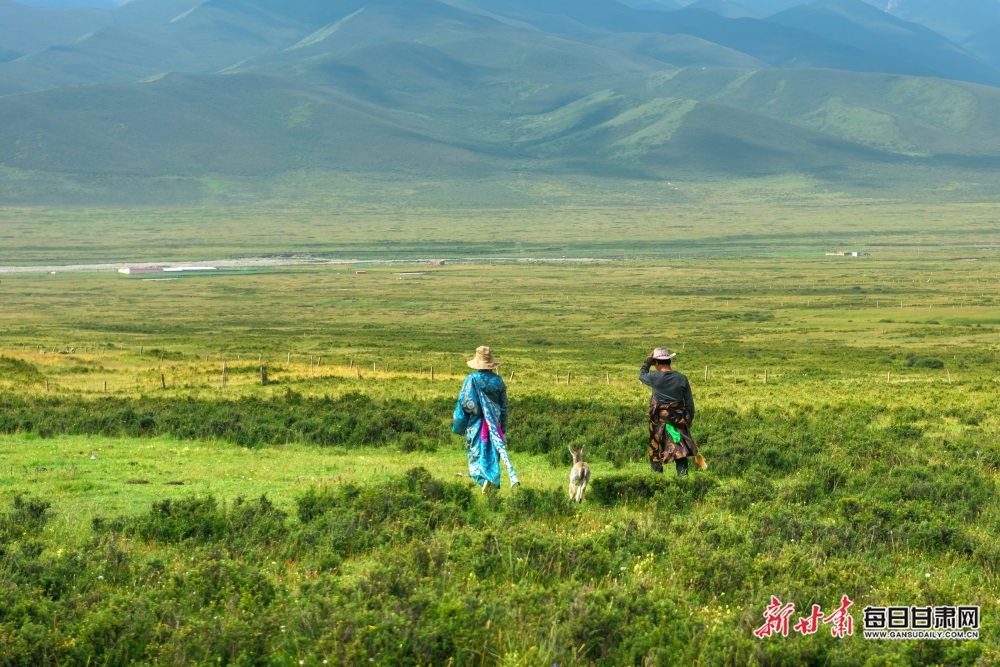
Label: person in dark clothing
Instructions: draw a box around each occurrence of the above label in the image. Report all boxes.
[639,347,703,476]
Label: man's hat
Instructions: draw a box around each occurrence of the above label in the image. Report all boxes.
[652,347,677,361]
[467,346,501,370]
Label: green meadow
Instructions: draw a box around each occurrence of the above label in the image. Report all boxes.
[2,203,1000,665]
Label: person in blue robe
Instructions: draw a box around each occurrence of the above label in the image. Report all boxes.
[452,346,519,492]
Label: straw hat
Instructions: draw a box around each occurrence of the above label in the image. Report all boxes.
[651,347,677,361]
[467,346,501,370]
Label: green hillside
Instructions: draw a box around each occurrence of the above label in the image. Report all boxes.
[647,68,1000,156]
[0,72,496,177]
[511,89,896,178]
[0,0,355,95]
[1,0,1000,204]
[3,60,999,202]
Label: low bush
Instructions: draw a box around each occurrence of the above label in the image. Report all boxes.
[94,495,289,556]
[1,456,995,666]
[905,354,945,369]
[502,486,577,519]
[0,394,956,481]
[589,472,717,509]
[0,356,44,385]
[0,392,451,449]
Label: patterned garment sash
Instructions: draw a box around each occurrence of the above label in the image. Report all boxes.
[648,399,697,465]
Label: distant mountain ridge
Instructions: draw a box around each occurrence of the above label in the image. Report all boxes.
[1,0,1000,204]
[768,0,1000,85]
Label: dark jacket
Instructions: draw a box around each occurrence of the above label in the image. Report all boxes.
[639,361,695,418]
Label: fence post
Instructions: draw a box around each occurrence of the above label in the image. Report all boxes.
[764,369,768,384]
[161,374,166,390]
[704,365,709,381]
[431,366,435,380]
[606,372,610,385]
[222,361,227,388]
[260,366,268,386]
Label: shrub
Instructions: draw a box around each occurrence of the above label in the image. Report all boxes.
[292,467,475,558]
[905,355,945,369]
[503,486,576,519]
[0,356,43,385]
[93,495,288,555]
[589,472,716,508]
[589,473,672,504]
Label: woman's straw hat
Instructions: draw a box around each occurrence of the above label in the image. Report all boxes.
[652,347,677,361]
[467,346,501,370]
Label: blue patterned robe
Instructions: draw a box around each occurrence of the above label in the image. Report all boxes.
[452,370,519,487]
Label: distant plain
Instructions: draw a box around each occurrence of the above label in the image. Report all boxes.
[2,200,1000,664]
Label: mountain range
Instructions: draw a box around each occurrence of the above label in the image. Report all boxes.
[1,0,1000,205]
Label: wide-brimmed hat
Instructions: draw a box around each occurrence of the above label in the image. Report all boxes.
[651,347,677,361]
[467,346,501,370]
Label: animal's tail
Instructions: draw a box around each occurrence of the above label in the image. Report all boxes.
[695,454,708,470]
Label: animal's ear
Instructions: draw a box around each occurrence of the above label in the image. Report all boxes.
[567,446,574,455]
[580,445,585,455]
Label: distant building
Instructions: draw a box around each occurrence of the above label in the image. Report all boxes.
[118,266,164,275]
[356,270,367,275]
[430,259,446,267]
[119,266,216,275]
[825,252,870,257]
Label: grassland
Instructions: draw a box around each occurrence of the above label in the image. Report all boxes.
[2,203,1000,664]
[3,198,1000,265]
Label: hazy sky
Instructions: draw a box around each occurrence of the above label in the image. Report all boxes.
[15,0,128,7]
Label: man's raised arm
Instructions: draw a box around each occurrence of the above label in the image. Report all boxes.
[639,355,655,386]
